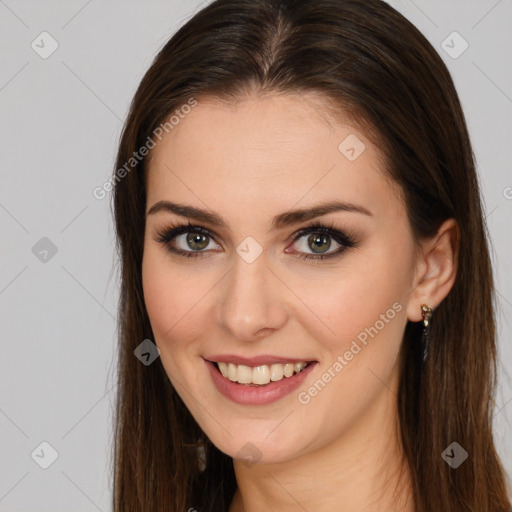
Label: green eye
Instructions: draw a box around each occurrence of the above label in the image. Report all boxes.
[184,232,210,251]
[155,221,357,260]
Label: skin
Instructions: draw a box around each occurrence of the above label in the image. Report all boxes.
[142,91,459,512]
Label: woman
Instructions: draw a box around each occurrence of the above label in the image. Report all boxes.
[110,0,512,510]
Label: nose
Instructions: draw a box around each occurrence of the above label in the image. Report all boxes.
[216,251,289,342]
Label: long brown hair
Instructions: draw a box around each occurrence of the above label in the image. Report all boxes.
[110,0,511,510]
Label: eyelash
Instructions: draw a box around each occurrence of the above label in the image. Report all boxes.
[154,220,358,261]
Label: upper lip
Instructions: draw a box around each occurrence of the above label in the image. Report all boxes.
[205,354,316,366]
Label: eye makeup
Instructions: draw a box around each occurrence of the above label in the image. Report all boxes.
[154,219,359,261]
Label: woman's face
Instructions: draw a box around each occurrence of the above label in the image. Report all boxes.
[142,92,420,464]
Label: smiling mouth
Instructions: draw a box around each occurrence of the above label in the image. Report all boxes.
[213,361,312,386]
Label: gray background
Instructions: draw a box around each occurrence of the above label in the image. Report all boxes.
[0,0,511,510]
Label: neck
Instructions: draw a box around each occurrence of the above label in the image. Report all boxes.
[229,375,414,512]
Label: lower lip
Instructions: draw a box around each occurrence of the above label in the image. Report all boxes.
[205,359,317,405]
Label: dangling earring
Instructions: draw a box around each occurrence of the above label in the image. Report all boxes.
[420,303,432,361]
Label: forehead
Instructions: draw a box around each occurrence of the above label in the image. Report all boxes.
[145,93,402,224]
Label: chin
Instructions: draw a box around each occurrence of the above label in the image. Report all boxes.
[201,419,311,467]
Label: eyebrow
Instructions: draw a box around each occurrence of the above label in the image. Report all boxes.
[146,200,372,231]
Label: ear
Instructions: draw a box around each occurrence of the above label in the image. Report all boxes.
[406,218,460,322]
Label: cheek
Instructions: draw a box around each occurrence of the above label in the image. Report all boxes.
[289,283,409,445]
[141,249,208,394]
[296,246,413,353]
[142,245,221,361]
[293,239,414,420]
[142,248,196,344]
[142,256,177,337]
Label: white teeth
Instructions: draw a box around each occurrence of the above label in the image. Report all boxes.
[237,365,252,384]
[295,362,306,373]
[283,363,294,377]
[215,361,309,386]
[270,363,284,381]
[227,363,237,381]
[218,361,228,378]
[252,365,271,385]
